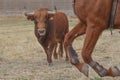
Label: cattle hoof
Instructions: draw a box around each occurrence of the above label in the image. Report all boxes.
[65,59,69,64]
[65,58,69,61]
[54,56,58,59]
[65,61,69,64]
[59,53,63,58]
[48,63,53,66]
[81,64,89,77]
[108,66,120,77]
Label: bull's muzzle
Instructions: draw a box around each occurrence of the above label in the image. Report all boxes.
[38,29,46,36]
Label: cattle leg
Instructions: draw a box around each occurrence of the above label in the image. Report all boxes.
[45,49,52,65]
[58,42,63,58]
[81,25,120,77]
[53,43,58,59]
[45,43,55,65]
[64,22,89,76]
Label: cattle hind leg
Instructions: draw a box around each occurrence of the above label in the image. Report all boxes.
[64,22,89,76]
[82,25,120,77]
[58,41,69,61]
[58,42,63,58]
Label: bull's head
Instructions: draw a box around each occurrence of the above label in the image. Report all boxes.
[25,9,55,37]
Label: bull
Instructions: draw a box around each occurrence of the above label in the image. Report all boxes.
[25,8,69,65]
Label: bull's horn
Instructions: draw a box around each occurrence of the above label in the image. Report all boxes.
[24,12,34,16]
[48,11,56,14]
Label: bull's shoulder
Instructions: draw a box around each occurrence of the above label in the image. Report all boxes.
[53,12,68,20]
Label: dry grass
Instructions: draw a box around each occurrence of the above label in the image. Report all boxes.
[0,15,120,80]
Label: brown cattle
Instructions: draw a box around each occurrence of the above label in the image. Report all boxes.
[64,0,120,77]
[25,8,69,65]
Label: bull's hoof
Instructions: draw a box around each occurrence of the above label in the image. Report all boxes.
[81,64,89,77]
[65,58,69,61]
[48,63,53,66]
[108,66,120,77]
[54,55,58,59]
[59,53,63,58]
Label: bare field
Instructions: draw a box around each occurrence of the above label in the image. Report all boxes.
[0,15,120,80]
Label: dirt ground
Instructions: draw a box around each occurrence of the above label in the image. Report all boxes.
[0,15,120,80]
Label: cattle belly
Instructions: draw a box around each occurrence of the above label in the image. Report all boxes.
[115,1,120,26]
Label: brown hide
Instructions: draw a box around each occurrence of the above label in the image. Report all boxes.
[64,0,120,77]
[53,12,69,42]
[25,9,69,64]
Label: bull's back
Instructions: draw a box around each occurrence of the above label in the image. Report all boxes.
[53,12,69,40]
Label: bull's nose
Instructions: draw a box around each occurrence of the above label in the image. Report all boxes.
[38,29,44,33]
[38,29,46,36]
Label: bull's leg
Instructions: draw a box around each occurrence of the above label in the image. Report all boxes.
[64,22,89,76]
[45,42,55,65]
[58,41,63,58]
[59,41,69,61]
[49,43,56,65]
[45,49,52,65]
[82,24,120,77]
[53,43,58,59]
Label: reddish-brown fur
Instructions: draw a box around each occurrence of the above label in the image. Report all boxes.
[25,8,69,65]
[64,0,120,77]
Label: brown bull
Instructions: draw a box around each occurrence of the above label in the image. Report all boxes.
[25,8,69,65]
[64,0,120,77]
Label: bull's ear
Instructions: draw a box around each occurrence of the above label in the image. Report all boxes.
[47,11,55,20]
[48,14,54,20]
[24,12,34,21]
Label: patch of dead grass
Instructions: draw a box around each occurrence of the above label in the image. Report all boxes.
[0,15,120,80]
